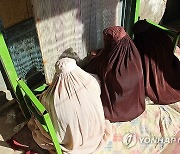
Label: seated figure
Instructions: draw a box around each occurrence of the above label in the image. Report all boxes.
[28,57,112,154]
[85,26,145,122]
[133,20,180,104]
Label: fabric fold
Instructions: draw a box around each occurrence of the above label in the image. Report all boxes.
[133,20,180,104]
[30,57,112,154]
[85,26,145,122]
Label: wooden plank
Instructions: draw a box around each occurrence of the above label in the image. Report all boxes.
[0,0,33,28]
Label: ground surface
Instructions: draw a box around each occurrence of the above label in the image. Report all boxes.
[0,102,25,154]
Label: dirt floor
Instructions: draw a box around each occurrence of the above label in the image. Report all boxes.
[0,101,26,154]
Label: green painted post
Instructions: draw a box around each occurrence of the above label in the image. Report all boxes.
[146,20,180,53]
[0,32,30,118]
[17,79,62,154]
[0,33,18,93]
[17,79,46,114]
[44,113,63,154]
[146,20,176,37]
[134,0,140,23]
[129,0,141,38]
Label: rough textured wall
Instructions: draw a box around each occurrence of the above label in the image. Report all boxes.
[0,70,12,100]
[32,0,169,83]
[32,0,121,84]
[0,0,33,28]
[140,0,168,23]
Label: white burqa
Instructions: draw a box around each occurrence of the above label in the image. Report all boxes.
[33,58,112,154]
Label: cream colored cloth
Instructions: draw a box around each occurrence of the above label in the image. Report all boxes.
[29,58,112,154]
[28,117,56,154]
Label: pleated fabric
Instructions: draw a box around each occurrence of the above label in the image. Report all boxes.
[39,58,112,154]
[85,26,145,122]
[133,20,180,104]
[28,117,56,154]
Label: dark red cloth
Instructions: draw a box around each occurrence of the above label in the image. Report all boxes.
[133,20,180,104]
[6,125,49,154]
[85,26,145,122]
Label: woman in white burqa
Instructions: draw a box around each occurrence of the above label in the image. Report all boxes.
[28,57,112,154]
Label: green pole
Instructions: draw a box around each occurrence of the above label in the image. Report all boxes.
[0,32,30,118]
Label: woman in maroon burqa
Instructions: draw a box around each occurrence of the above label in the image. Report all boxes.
[133,20,180,104]
[85,26,145,122]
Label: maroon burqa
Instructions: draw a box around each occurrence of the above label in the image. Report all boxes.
[85,26,145,122]
[133,20,180,104]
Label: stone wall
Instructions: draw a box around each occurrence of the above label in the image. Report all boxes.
[140,0,168,23]
[32,0,122,83]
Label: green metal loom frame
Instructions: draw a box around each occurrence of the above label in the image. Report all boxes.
[132,0,180,51]
[146,20,180,52]
[17,79,62,154]
[0,32,62,154]
[0,1,179,154]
